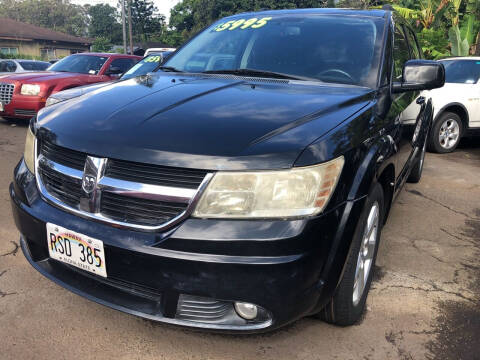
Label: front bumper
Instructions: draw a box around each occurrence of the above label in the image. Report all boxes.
[10,160,365,332]
[0,95,44,119]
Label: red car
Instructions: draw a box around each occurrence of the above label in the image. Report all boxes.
[0,53,141,120]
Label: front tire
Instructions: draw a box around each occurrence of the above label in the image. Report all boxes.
[429,112,462,153]
[321,182,384,326]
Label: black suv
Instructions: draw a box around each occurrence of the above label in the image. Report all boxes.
[11,8,444,332]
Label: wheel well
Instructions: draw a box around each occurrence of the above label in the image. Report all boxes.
[377,164,395,224]
[437,104,469,132]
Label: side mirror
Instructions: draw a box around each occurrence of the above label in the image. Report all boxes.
[393,60,445,93]
[106,66,123,76]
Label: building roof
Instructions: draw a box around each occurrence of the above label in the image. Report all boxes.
[0,17,92,45]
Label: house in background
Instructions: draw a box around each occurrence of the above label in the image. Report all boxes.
[0,17,91,60]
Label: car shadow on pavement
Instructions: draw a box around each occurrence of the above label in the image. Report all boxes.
[0,117,29,128]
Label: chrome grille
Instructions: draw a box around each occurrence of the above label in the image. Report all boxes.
[40,140,86,170]
[100,192,188,227]
[40,140,209,187]
[106,159,208,189]
[0,83,14,105]
[39,164,83,208]
[36,140,212,230]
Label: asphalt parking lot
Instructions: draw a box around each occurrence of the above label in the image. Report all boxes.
[0,118,478,360]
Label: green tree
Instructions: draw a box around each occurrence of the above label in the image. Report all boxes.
[385,0,479,57]
[130,0,166,42]
[164,0,480,55]
[0,0,88,37]
[91,36,113,52]
[168,0,331,44]
[337,0,383,9]
[86,4,122,44]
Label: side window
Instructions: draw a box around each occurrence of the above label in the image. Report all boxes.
[393,24,410,81]
[110,58,137,73]
[6,61,17,72]
[404,27,421,59]
[0,61,16,72]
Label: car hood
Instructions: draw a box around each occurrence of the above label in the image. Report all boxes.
[37,73,374,170]
[1,71,88,82]
[49,81,113,101]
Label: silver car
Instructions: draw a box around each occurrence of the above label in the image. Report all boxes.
[0,59,50,76]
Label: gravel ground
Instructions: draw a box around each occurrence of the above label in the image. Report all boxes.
[0,118,479,360]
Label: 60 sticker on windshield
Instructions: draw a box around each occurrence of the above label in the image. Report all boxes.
[214,17,273,32]
[144,55,162,63]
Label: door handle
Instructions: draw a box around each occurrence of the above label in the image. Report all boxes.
[416,96,426,105]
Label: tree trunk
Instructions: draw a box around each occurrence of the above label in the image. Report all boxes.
[475,31,480,56]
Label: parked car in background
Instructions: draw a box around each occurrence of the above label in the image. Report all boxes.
[0,53,141,120]
[427,57,480,153]
[403,57,480,153]
[11,8,444,332]
[0,59,50,75]
[144,47,176,57]
[45,53,168,107]
[144,51,173,61]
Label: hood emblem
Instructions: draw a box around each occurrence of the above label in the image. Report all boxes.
[80,156,107,213]
[82,174,96,194]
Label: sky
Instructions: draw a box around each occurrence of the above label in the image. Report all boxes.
[71,0,182,21]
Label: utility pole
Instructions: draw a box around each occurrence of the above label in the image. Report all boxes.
[128,0,134,55]
[121,0,127,54]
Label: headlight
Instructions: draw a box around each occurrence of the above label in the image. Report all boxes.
[21,84,41,96]
[193,156,344,219]
[24,126,36,174]
[45,96,64,107]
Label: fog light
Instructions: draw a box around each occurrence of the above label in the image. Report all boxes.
[234,302,258,320]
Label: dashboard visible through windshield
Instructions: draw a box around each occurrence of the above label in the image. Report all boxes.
[165,14,384,87]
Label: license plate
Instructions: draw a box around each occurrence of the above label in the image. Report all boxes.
[46,223,107,277]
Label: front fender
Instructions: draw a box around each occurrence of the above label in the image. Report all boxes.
[314,136,396,309]
[347,134,396,201]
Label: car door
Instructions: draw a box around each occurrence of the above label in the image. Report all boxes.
[391,23,425,184]
[473,77,480,127]
[441,59,480,127]
[109,58,139,76]
[85,56,111,84]
[464,61,480,127]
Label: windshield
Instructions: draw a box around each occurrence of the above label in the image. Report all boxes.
[165,14,384,87]
[439,60,480,84]
[48,55,109,75]
[19,61,50,71]
[121,55,163,79]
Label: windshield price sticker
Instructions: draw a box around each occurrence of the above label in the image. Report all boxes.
[144,56,162,63]
[214,17,272,32]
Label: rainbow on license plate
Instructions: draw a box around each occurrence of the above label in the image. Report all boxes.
[46,223,107,277]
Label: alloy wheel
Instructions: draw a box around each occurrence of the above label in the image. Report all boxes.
[352,201,379,306]
[439,118,460,150]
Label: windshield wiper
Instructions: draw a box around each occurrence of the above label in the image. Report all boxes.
[157,66,182,73]
[201,68,318,82]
